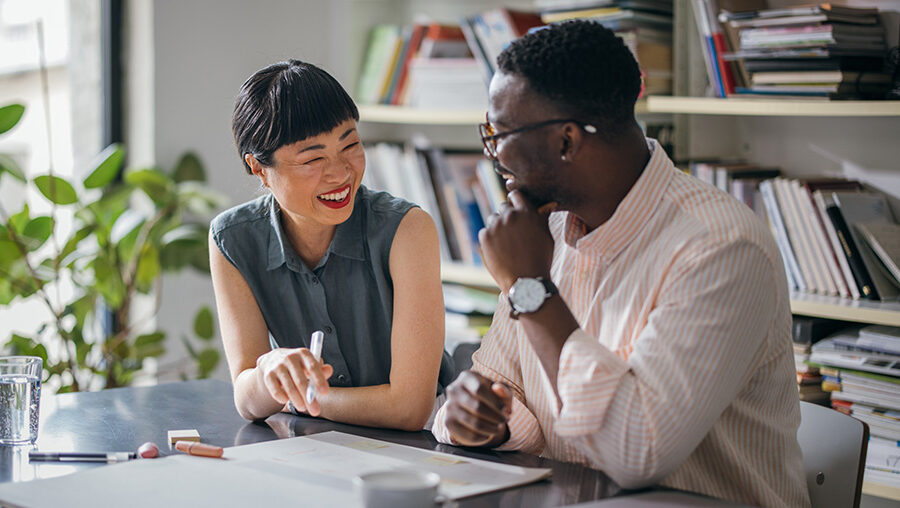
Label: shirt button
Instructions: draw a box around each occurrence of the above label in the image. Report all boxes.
[324,326,333,334]
[311,277,319,285]
[337,374,346,383]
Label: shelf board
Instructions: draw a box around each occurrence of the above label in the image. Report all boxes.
[789,292,900,327]
[441,263,497,289]
[441,265,900,325]
[358,100,649,125]
[359,105,484,125]
[645,96,900,117]
[863,479,900,502]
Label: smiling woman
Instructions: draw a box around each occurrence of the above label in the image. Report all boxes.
[209,60,453,431]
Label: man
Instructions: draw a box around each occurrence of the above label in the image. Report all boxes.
[431,21,810,508]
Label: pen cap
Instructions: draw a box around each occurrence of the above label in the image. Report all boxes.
[310,330,325,358]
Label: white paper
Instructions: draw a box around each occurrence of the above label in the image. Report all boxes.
[0,431,551,507]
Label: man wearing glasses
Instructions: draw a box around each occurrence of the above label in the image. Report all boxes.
[432,20,809,508]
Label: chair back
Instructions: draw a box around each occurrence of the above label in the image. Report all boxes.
[797,401,868,508]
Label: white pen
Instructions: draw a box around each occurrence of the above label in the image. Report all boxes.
[306,330,325,404]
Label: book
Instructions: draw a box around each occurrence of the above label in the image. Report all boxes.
[792,316,847,346]
[759,179,806,291]
[388,24,427,105]
[791,180,841,296]
[825,202,878,300]
[356,25,402,104]
[463,8,544,82]
[774,178,824,293]
[405,58,489,110]
[856,222,900,287]
[832,191,899,300]
[750,70,891,85]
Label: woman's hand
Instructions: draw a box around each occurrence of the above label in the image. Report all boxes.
[256,348,334,416]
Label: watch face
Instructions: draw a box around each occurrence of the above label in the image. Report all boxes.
[509,278,547,313]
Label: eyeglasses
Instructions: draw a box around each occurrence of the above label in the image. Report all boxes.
[478,113,598,160]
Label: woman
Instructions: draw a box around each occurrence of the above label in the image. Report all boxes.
[210,60,451,430]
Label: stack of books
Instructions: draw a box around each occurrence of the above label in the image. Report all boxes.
[355,22,488,110]
[810,325,900,489]
[792,316,847,404]
[715,2,890,99]
[363,141,505,266]
[536,0,674,94]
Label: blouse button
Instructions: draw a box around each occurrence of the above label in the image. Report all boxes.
[337,374,346,383]
[324,326,333,334]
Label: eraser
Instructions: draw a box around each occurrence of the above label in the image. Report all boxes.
[167,429,201,445]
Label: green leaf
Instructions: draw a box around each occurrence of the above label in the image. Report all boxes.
[0,238,21,265]
[134,332,166,359]
[0,104,25,134]
[196,349,220,378]
[9,204,29,234]
[161,224,206,246]
[177,182,226,216]
[193,307,214,340]
[34,175,78,205]
[83,144,125,189]
[91,256,125,308]
[22,216,54,250]
[135,245,160,289]
[124,168,173,203]
[0,154,26,182]
[110,209,146,245]
[172,152,205,183]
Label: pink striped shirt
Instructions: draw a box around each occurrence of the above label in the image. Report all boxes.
[433,140,810,508]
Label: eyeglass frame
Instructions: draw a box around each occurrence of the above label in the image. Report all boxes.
[478,113,598,160]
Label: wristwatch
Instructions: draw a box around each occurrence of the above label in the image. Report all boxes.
[507,277,558,319]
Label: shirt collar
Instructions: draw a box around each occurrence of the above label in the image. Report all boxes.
[265,192,366,272]
[564,138,673,263]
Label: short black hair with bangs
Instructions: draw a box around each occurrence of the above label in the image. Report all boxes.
[232,60,359,174]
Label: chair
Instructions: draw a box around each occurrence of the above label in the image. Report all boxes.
[796,401,869,508]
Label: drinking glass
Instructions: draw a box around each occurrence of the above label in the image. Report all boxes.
[0,356,42,445]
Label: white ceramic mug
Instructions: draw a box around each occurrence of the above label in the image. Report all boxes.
[354,469,442,508]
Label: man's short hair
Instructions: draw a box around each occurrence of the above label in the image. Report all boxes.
[497,21,642,139]
[232,60,359,174]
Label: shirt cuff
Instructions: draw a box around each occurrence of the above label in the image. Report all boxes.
[430,390,545,456]
[494,395,545,455]
[555,328,630,437]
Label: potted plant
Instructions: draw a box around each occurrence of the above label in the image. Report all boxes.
[0,102,223,392]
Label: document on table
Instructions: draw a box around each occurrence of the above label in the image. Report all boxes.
[0,431,551,508]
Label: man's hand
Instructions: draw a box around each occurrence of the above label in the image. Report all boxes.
[256,347,334,417]
[479,190,556,293]
[443,370,513,447]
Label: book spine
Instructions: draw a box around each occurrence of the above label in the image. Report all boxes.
[773,178,820,293]
[812,190,860,299]
[825,204,879,300]
[791,181,839,296]
[759,180,805,291]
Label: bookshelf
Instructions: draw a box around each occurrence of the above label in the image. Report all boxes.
[353,0,900,502]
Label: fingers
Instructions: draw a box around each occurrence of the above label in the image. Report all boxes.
[444,371,512,447]
[507,190,533,211]
[259,348,333,416]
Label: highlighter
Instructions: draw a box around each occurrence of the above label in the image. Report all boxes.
[306,330,325,404]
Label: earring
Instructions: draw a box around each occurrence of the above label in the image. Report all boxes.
[560,154,567,161]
